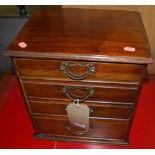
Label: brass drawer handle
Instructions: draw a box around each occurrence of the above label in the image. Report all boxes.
[66,125,93,135]
[60,62,95,80]
[63,86,94,102]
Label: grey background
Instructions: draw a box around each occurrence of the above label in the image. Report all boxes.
[0,5,60,76]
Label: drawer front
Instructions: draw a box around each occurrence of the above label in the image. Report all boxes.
[28,99,133,119]
[32,115,129,140]
[22,79,138,103]
[15,58,142,84]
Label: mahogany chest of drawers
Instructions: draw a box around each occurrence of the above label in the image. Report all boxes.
[4,8,153,145]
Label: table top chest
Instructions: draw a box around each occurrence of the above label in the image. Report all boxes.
[4,8,153,144]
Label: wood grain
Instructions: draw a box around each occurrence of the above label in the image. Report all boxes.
[32,114,130,140]
[22,79,138,103]
[63,5,155,73]
[15,58,143,84]
[28,98,133,119]
[4,8,153,64]
[4,8,151,144]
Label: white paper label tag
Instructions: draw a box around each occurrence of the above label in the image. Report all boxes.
[124,47,136,52]
[66,99,90,130]
[18,42,27,48]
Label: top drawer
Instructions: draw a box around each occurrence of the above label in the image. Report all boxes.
[14,58,143,84]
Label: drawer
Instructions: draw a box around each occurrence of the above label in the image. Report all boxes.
[22,79,138,103]
[28,99,133,119]
[32,114,129,140]
[15,58,142,84]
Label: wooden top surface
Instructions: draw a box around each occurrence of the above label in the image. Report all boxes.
[4,8,153,64]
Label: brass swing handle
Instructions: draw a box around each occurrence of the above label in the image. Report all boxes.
[66,125,93,135]
[60,62,95,80]
[63,86,94,102]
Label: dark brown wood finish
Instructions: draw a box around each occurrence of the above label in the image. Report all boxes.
[22,79,138,103]
[4,8,153,64]
[4,8,153,144]
[28,99,133,119]
[33,133,128,144]
[11,58,39,134]
[32,114,130,140]
[15,58,143,84]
